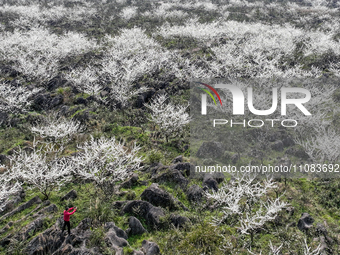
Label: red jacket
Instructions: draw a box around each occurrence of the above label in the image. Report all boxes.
[63,207,77,221]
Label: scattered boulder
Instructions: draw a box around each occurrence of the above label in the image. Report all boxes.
[50,94,64,108]
[285,206,295,217]
[170,162,193,177]
[186,185,204,203]
[151,169,188,189]
[120,173,139,189]
[170,214,190,228]
[133,250,145,255]
[0,196,42,220]
[46,75,69,91]
[16,217,44,241]
[231,154,239,164]
[105,226,128,250]
[316,223,328,236]
[141,183,184,210]
[297,213,314,232]
[196,141,225,158]
[127,216,147,236]
[75,97,87,105]
[172,155,183,164]
[25,217,94,255]
[141,240,161,255]
[121,200,165,227]
[61,190,78,201]
[203,175,218,192]
[282,136,295,147]
[271,140,284,151]
[32,93,52,111]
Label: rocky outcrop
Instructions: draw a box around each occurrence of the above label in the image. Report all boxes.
[127,216,147,236]
[297,213,314,232]
[186,185,204,203]
[25,218,93,255]
[202,175,218,192]
[121,200,165,227]
[1,196,42,220]
[169,214,190,228]
[141,240,161,255]
[141,183,186,211]
[170,162,194,177]
[120,173,139,189]
[60,190,78,201]
[151,169,188,189]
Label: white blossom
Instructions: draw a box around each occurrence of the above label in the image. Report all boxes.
[72,136,142,191]
[0,82,42,113]
[8,140,72,200]
[145,94,190,141]
[30,113,83,142]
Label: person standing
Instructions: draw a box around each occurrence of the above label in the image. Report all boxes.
[61,206,77,235]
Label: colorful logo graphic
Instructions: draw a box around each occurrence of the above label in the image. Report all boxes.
[196,82,222,106]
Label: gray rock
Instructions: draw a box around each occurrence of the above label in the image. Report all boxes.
[316,223,328,236]
[196,141,225,158]
[231,154,239,164]
[186,185,204,203]
[172,155,183,164]
[61,190,78,201]
[151,169,188,189]
[141,183,183,210]
[297,213,314,232]
[0,195,42,220]
[127,216,147,236]
[16,217,44,241]
[285,206,295,217]
[122,200,165,227]
[203,175,218,192]
[133,250,145,255]
[142,240,161,255]
[105,228,128,248]
[170,214,190,228]
[120,173,139,189]
[170,162,194,177]
[271,140,284,151]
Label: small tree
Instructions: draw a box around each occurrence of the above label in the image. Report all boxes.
[206,173,287,244]
[145,94,190,142]
[0,171,21,212]
[0,82,42,113]
[30,113,83,144]
[72,136,142,198]
[8,140,73,200]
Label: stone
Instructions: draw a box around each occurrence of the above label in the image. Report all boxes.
[271,140,284,151]
[169,214,190,228]
[151,169,188,189]
[141,183,183,210]
[121,200,165,227]
[172,155,183,164]
[170,162,193,177]
[196,141,225,158]
[203,175,218,192]
[297,213,314,232]
[186,185,204,203]
[0,196,42,220]
[61,190,78,201]
[120,173,139,189]
[316,223,328,236]
[127,216,147,236]
[141,240,161,255]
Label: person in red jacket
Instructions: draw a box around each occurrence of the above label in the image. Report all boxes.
[61,206,77,235]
